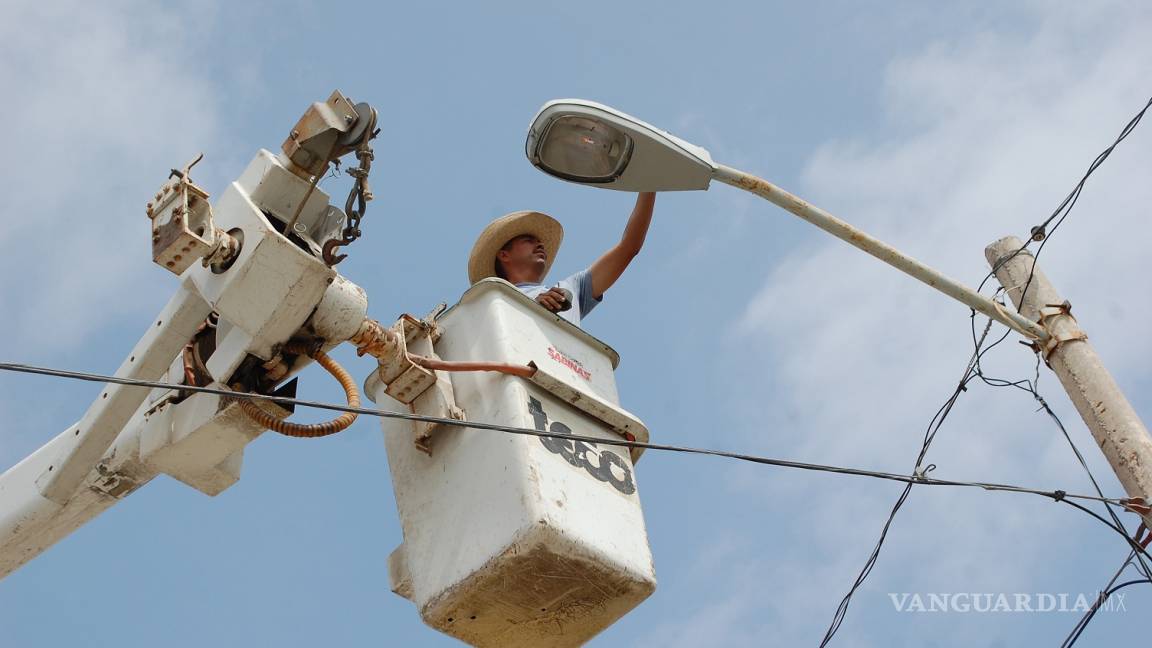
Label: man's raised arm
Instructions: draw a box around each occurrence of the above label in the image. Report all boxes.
[588,192,656,299]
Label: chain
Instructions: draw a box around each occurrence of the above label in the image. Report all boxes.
[322,108,378,266]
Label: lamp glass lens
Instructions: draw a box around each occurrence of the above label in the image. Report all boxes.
[537,115,632,181]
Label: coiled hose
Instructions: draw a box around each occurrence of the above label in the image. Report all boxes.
[237,343,360,438]
[238,320,533,438]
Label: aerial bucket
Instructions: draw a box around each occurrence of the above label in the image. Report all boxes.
[367,279,655,647]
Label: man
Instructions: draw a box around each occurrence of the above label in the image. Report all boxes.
[467,193,656,326]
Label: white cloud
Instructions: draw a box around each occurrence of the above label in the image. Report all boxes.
[0,0,231,462]
[0,0,227,357]
[668,3,1152,644]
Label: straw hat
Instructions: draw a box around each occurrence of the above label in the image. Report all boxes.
[467,210,563,284]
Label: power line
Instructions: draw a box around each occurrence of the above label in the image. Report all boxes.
[969,298,1152,645]
[973,349,1152,632]
[1059,576,1152,641]
[824,93,1152,640]
[0,359,1143,519]
[818,316,995,647]
[1063,572,1151,647]
[966,88,1152,592]
[975,354,1152,642]
[4,356,1152,645]
[1058,498,1152,562]
[1032,93,1151,238]
[976,364,1152,641]
[1060,548,1144,647]
[980,92,1152,302]
[962,93,1152,645]
[970,331,1152,580]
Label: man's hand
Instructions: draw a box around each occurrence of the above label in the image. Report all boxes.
[535,287,571,312]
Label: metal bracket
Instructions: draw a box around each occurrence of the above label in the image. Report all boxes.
[374,314,464,453]
[527,362,649,463]
[148,154,219,275]
[281,91,358,178]
[378,316,438,404]
[1037,300,1088,361]
[409,379,465,455]
[1123,497,1152,517]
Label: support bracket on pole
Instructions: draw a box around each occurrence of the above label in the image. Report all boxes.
[1037,301,1089,362]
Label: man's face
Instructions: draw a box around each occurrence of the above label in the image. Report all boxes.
[497,234,547,282]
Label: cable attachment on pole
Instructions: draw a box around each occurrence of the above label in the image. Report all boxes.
[1123,497,1152,517]
[1037,300,1089,362]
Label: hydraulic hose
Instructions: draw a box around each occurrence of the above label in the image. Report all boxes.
[237,343,360,438]
[351,318,535,378]
[240,319,533,437]
[408,355,536,378]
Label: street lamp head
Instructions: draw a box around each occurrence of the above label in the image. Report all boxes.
[526,99,716,192]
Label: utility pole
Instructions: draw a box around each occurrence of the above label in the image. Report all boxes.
[986,236,1152,528]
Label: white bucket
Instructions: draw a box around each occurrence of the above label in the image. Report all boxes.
[368,279,656,647]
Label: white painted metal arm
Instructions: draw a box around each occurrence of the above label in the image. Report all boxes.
[1,90,381,583]
[34,277,212,505]
[0,411,159,577]
[711,164,1050,342]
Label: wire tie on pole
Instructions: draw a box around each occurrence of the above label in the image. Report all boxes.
[1036,301,1088,361]
[1052,490,1067,503]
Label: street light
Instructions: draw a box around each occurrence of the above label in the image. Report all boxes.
[526,100,715,191]
[526,99,1048,342]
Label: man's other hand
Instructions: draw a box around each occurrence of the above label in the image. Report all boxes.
[535,287,571,312]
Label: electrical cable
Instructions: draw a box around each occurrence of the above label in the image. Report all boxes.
[1061,535,1149,648]
[968,310,1152,581]
[235,343,361,438]
[1033,394,1152,580]
[408,355,537,378]
[970,315,1152,642]
[1063,523,1152,647]
[978,92,1152,302]
[960,98,1152,636]
[2,88,1144,647]
[8,356,1152,645]
[1062,576,1151,647]
[1057,498,1152,563]
[821,301,1150,646]
[973,373,1152,575]
[0,359,1143,520]
[5,353,1152,646]
[821,319,993,646]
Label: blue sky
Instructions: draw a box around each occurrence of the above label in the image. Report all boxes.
[2,1,1150,645]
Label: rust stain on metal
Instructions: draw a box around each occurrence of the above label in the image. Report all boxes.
[280,90,357,178]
